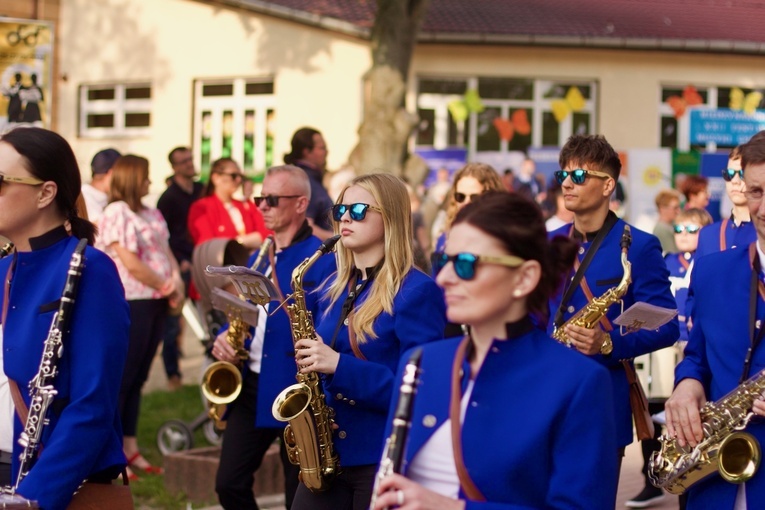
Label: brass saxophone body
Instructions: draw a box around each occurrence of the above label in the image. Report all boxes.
[552,225,632,347]
[272,235,341,492]
[0,242,13,258]
[648,368,765,494]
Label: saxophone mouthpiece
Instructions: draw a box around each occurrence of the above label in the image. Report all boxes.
[620,225,632,251]
[320,235,342,255]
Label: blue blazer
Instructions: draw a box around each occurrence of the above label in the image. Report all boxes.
[548,219,679,446]
[0,235,129,510]
[247,235,337,428]
[664,252,693,342]
[386,329,618,509]
[675,243,765,508]
[695,218,755,259]
[315,269,446,467]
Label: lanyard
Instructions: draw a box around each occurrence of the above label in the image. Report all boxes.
[328,271,373,359]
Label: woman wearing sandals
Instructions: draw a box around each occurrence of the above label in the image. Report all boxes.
[97,155,184,479]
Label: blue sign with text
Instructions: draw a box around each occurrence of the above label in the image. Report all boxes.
[690,108,765,146]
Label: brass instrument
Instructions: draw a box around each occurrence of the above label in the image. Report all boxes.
[552,225,632,350]
[0,242,13,258]
[272,235,341,492]
[202,238,275,429]
[648,368,765,494]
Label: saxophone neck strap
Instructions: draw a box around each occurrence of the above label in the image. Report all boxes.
[266,243,286,304]
[554,211,619,329]
[328,270,372,359]
[744,242,765,383]
[578,274,614,333]
[450,336,486,502]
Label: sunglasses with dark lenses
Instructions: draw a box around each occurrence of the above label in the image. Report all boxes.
[0,174,44,191]
[331,203,382,222]
[454,192,481,204]
[554,168,611,185]
[431,251,526,280]
[722,168,745,182]
[254,195,301,207]
[673,224,701,234]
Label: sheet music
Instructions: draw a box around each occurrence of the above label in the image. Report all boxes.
[613,302,678,333]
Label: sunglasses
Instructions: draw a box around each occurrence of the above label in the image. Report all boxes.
[218,172,243,181]
[254,195,301,207]
[554,168,611,185]
[454,192,481,204]
[673,224,701,234]
[722,168,744,182]
[431,251,526,280]
[0,174,44,191]
[331,203,382,222]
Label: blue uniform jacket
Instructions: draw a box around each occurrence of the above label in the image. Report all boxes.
[548,220,679,446]
[664,252,693,342]
[0,235,129,510]
[675,243,765,508]
[695,218,755,260]
[386,329,618,509]
[247,235,337,428]
[316,269,445,467]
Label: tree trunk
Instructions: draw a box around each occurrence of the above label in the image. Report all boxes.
[348,0,429,180]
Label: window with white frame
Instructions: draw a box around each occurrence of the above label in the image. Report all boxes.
[659,84,765,151]
[78,83,151,138]
[193,78,275,181]
[415,76,597,158]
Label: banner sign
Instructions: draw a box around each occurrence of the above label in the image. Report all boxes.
[689,108,765,146]
[0,18,53,133]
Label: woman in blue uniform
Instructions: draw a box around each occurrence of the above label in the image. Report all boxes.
[372,192,618,510]
[0,127,130,509]
[290,173,446,510]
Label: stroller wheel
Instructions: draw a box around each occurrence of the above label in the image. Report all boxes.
[203,418,224,446]
[157,419,194,455]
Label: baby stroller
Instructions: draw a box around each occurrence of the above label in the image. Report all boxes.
[156,238,250,455]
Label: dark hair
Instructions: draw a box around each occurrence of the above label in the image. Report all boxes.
[1,127,96,244]
[284,127,321,165]
[168,146,189,165]
[453,191,578,324]
[679,175,708,201]
[204,157,238,196]
[559,134,622,180]
[741,131,765,169]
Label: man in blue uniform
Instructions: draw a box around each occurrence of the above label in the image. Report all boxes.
[212,165,337,510]
[666,132,765,509]
[548,134,679,473]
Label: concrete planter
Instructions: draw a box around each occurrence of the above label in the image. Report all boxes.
[164,444,285,503]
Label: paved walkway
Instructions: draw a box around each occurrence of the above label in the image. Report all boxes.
[146,316,680,510]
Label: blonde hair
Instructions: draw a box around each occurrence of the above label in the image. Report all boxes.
[324,173,414,344]
[445,163,504,230]
[676,207,713,227]
[109,155,149,212]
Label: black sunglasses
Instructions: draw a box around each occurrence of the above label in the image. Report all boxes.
[722,168,744,182]
[254,195,301,207]
[331,203,382,222]
[673,224,701,234]
[554,168,611,185]
[0,174,44,191]
[431,251,526,280]
[454,192,481,204]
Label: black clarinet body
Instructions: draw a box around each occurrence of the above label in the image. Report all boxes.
[369,348,423,510]
[13,238,88,489]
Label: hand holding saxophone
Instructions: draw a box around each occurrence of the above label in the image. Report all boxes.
[562,323,610,355]
[211,329,242,365]
[294,334,340,375]
[370,473,465,510]
[664,378,706,447]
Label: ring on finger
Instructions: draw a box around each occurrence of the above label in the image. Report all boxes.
[396,490,405,506]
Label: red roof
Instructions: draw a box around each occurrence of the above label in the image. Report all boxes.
[221,0,765,51]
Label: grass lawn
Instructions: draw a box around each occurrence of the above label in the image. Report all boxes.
[132,384,219,510]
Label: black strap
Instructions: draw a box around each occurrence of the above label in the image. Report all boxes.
[743,244,765,383]
[554,211,619,328]
[328,271,373,351]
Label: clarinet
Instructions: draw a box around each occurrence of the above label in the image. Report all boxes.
[13,238,89,490]
[369,348,423,510]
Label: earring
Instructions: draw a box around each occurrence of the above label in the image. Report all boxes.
[512,289,522,297]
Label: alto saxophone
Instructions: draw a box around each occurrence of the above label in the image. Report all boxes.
[0,242,13,258]
[272,235,341,492]
[648,368,765,494]
[552,225,632,351]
